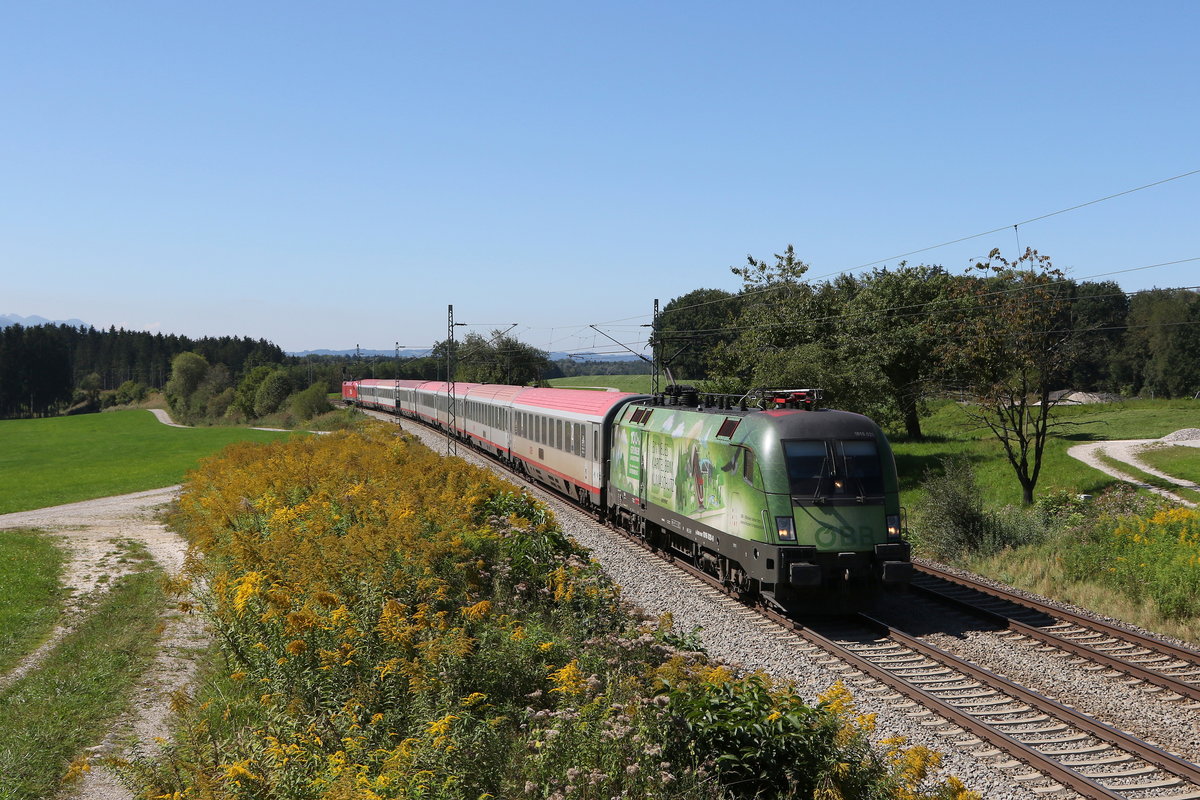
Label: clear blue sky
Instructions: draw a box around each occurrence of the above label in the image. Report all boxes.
[3,1,1197,356]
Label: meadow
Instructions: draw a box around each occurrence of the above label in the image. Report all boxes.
[0,550,163,800]
[0,529,63,675]
[890,399,1200,509]
[547,374,655,393]
[0,409,293,514]
[1139,444,1200,486]
[899,398,1200,644]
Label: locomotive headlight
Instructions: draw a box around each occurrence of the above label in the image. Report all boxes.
[886,514,902,541]
[776,516,796,541]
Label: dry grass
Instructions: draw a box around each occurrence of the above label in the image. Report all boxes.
[966,545,1200,647]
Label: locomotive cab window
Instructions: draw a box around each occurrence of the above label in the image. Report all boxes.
[783,441,830,496]
[839,440,884,496]
[783,439,884,500]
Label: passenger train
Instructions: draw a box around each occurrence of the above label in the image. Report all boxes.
[343,379,912,611]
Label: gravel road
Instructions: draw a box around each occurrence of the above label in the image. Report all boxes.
[0,487,205,800]
[1068,429,1200,508]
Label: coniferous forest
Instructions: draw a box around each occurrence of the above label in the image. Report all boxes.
[0,324,282,418]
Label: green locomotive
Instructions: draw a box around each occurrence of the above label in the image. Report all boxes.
[606,388,911,611]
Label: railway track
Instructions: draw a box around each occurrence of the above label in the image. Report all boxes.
[802,613,1200,799]
[366,408,1200,798]
[911,563,1200,706]
[615,535,1200,799]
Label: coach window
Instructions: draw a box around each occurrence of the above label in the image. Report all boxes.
[741,447,757,485]
[556,419,563,450]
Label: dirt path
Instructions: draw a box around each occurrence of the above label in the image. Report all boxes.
[1067,437,1200,508]
[0,489,205,799]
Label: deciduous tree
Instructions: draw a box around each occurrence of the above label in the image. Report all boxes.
[946,248,1075,505]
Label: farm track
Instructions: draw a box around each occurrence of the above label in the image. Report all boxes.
[361,407,1200,799]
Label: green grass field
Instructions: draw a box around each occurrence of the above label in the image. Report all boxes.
[1138,444,1200,486]
[0,530,64,674]
[547,374,656,393]
[0,410,293,515]
[891,399,1200,509]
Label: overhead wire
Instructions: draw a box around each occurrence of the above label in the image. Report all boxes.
[571,168,1200,330]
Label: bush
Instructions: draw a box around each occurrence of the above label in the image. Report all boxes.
[289,383,333,421]
[206,386,236,419]
[252,370,292,417]
[1057,492,1199,620]
[163,352,210,420]
[915,457,1046,560]
[114,380,148,405]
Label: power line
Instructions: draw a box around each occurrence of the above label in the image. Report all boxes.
[810,167,1200,280]
[574,169,1200,329]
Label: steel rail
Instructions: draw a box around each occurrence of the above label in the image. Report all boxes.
[916,562,1200,667]
[851,613,1200,790]
[909,576,1200,702]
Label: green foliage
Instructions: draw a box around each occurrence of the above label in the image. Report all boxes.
[232,364,272,419]
[450,331,551,385]
[289,382,333,421]
[1120,288,1200,397]
[914,457,1046,560]
[0,324,73,417]
[1056,496,1200,620]
[164,351,211,421]
[0,409,291,514]
[0,530,64,674]
[114,379,148,405]
[252,369,293,417]
[652,288,741,381]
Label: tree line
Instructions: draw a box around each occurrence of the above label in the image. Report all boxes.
[655,247,1200,436]
[0,324,283,419]
[653,246,1200,504]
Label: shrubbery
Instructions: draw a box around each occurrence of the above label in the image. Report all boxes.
[128,424,976,799]
[252,369,293,417]
[290,382,334,421]
[1056,487,1199,619]
[914,457,1046,560]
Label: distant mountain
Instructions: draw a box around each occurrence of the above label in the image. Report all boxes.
[0,313,90,329]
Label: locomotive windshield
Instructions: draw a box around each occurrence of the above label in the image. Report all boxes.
[783,439,884,500]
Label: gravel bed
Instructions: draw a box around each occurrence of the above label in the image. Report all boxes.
[880,591,1200,763]
[381,415,1048,799]
[917,558,1200,663]
[1162,428,1200,443]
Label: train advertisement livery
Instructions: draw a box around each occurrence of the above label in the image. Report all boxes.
[612,411,758,539]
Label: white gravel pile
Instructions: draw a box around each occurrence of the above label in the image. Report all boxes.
[1162,428,1200,443]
